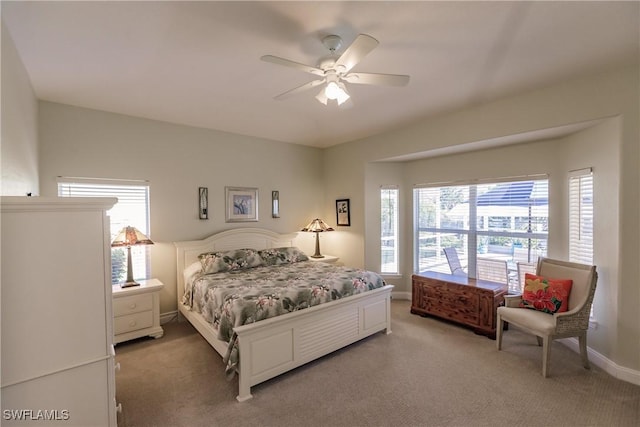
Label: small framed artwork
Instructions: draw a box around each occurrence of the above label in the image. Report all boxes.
[336,198,351,226]
[225,187,259,222]
[199,187,208,220]
[272,190,280,218]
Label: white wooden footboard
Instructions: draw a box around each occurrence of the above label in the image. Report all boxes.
[234,284,392,401]
[174,228,393,401]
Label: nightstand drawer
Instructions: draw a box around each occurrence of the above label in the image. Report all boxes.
[114,311,153,335]
[112,278,164,344]
[113,293,153,317]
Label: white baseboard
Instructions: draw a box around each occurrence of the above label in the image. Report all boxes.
[392,291,411,300]
[160,310,179,325]
[559,337,640,386]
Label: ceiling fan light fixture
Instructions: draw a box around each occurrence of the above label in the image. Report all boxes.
[325,81,341,100]
[315,89,329,105]
[323,81,350,105]
[335,82,350,105]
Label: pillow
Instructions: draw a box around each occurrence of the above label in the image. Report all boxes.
[199,248,264,274]
[183,260,202,283]
[520,273,573,314]
[181,260,203,308]
[258,247,309,266]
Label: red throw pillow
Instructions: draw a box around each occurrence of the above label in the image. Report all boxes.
[520,273,573,314]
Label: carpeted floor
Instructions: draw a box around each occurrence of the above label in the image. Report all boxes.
[115,300,640,427]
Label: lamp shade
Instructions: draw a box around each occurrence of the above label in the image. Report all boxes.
[301,218,334,233]
[111,226,154,247]
[301,219,333,258]
[111,226,153,287]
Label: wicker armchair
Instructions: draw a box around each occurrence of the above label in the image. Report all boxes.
[496,257,598,377]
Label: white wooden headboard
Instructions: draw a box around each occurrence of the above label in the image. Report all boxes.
[174,228,297,304]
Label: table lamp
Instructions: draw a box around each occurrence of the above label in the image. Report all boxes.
[301,218,334,258]
[111,226,154,287]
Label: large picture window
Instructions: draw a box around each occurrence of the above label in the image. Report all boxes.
[414,178,548,292]
[58,178,151,284]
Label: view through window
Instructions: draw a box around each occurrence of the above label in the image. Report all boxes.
[414,178,548,293]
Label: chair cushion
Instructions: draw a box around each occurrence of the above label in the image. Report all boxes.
[520,273,573,314]
[497,306,557,334]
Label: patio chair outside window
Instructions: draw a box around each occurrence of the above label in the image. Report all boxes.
[476,257,509,284]
[516,262,537,293]
[443,247,466,276]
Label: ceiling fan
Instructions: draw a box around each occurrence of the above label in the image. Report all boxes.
[261,34,410,106]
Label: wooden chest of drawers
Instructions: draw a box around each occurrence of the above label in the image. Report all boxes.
[411,272,508,339]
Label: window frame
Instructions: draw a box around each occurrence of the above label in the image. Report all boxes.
[569,168,594,265]
[413,176,549,286]
[57,177,151,284]
[380,186,400,275]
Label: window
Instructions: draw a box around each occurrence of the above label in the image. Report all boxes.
[569,168,593,264]
[381,186,399,274]
[414,178,548,292]
[58,178,151,284]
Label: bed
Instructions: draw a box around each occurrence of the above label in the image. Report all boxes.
[175,228,393,401]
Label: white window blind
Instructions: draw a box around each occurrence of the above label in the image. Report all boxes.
[569,169,593,264]
[381,186,399,274]
[58,178,151,284]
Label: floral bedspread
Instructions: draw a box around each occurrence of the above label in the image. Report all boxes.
[182,261,386,375]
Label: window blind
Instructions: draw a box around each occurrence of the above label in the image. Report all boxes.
[381,186,399,274]
[569,169,593,264]
[58,178,151,284]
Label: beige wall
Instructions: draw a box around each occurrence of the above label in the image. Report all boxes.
[37,102,325,315]
[325,65,639,378]
[399,120,620,361]
[1,21,39,196]
[4,15,638,381]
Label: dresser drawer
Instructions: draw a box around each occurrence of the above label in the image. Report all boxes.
[113,293,153,317]
[114,311,153,335]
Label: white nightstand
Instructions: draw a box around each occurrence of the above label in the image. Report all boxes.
[112,278,164,344]
[308,255,339,264]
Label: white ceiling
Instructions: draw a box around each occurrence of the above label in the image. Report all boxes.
[2,1,638,148]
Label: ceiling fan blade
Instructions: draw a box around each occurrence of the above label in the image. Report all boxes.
[335,34,379,73]
[274,79,326,100]
[342,72,410,86]
[261,55,325,77]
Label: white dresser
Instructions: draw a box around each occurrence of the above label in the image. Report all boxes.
[1,197,119,426]
[113,278,164,344]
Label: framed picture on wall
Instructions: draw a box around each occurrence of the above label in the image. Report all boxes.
[336,199,350,226]
[225,187,259,222]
